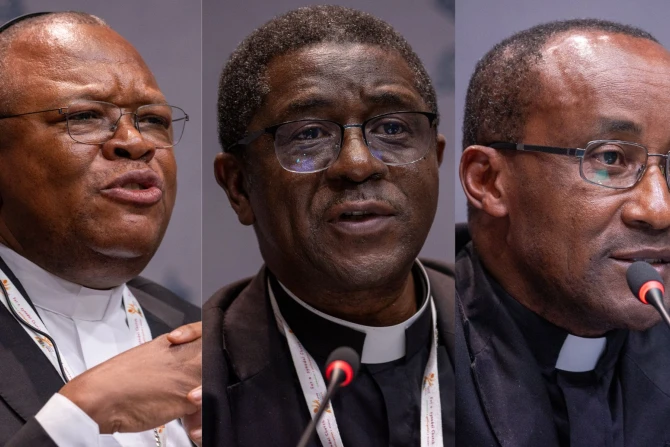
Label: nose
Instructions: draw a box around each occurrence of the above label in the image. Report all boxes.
[324,126,388,183]
[621,160,670,231]
[101,113,156,162]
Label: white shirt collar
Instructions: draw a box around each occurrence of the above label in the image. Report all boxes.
[0,244,124,321]
[277,259,432,364]
[555,334,607,372]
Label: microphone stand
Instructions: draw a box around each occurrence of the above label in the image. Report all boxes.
[645,288,670,329]
[296,368,345,447]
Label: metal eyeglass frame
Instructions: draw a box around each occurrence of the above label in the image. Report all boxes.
[489,140,670,190]
[0,101,189,148]
[229,111,438,173]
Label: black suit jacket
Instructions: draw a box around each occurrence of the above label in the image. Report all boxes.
[203,260,455,447]
[455,224,670,447]
[0,262,200,447]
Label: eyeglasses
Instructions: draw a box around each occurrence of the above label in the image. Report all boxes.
[0,100,189,148]
[490,140,670,190]
[230,111,438,173]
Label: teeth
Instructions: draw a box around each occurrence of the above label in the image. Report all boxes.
[122,183,143,190]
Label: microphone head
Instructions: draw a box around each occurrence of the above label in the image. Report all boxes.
[626,261,665,304]
[325,346,360,387]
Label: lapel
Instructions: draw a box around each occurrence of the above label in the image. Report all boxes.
[223,267,312,444]
[457,244,560,447]
[223,268,280,381]
[128,284,184,337]
[0,256,65,423]
[619,323,670,446]
[423,259,455,357]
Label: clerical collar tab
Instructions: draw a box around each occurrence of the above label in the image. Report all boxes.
[555,334,607,372]
[276,259,432,364]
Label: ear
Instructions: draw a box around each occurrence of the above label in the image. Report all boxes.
[435,133,446,166]
[214,152,255,226]
[459,145,509,217]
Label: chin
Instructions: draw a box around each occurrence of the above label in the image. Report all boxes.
[598,301,662,332]
[95,220,166,257]
[320,250,415,291]
[85,233,160,263]
[619,309,662,332]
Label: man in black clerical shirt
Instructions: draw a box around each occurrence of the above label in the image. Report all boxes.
[457,19,670,447]
[203,5,454,447]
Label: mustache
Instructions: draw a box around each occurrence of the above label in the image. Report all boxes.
[604,234,670,254]
[321,190,403,212]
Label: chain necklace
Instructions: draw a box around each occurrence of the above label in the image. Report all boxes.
[154,428,161,447]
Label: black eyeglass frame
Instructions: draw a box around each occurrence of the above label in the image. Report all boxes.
[229,110,438,172]
[489,140,670,190]
[0,101,190,148]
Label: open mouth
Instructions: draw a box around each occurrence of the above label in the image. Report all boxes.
[121,183,150,190]
[338,210,382,221]
[626,258,670,265]
[101,169,163,205]
[323,200,397,236]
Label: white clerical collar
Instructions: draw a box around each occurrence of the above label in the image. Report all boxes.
[555,334,607,372]
[277,259,432,364]
[0,244,124,321]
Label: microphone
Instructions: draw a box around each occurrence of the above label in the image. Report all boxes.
[626,261,670,329]
[296,346,360,447]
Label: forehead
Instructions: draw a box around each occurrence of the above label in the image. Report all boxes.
[256,42,426,124]
[5,23,164,107]
[526,31,670,145]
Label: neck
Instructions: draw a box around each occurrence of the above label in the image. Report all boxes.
[276,269,417,327]
[0,234,135,290]
[476,236,609,337]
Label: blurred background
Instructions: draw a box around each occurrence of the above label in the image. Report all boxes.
[455,0,670,223]
[202,0,455,298]
[0,0,202,305]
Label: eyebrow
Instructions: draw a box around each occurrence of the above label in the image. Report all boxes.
[597,118,643,136]
[285,97,334,115]
[364,91,419,109]
[283,91,420,118]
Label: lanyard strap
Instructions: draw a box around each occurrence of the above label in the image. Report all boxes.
[268,282,443,447]
[0,267,166,446]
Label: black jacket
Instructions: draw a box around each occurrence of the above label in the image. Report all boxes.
[203,260,456,447]
[455,224,670,447]
[0,260,200,447]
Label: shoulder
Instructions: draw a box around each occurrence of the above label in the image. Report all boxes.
[420,258,455,280]
[203,275,256,313]
[127,276,200,326]
[203,268,276,386]
[420,257,456,303]
[202,267,268,346]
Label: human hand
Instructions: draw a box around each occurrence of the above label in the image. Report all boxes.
[171,322,203,445]
[183,386,202,446]
[167,321,202,345]
[59,322,202,434]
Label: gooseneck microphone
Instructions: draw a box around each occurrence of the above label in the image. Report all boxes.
[296,346,361,447]
[626,261,670,329]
